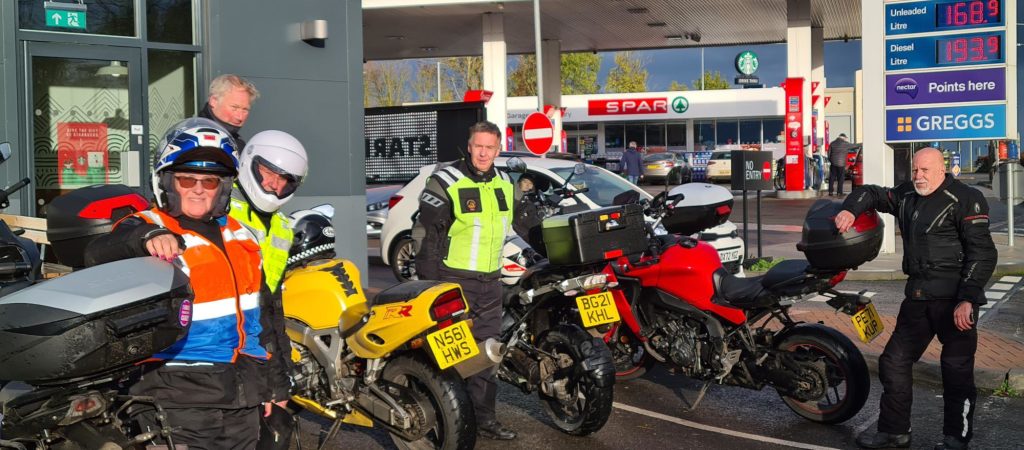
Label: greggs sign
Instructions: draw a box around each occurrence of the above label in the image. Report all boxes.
[588,98,668,115]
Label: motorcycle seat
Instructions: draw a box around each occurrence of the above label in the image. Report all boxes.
[711,268,775,309]
[371,280,445,306]
[760,260,811,291]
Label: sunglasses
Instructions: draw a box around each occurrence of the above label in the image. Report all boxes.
[175,175,221,190]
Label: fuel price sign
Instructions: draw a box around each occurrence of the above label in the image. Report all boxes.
[886,0,1004,35]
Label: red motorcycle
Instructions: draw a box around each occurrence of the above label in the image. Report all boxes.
[602,186,882,424]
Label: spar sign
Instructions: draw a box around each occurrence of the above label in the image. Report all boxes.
[522,112,554,155]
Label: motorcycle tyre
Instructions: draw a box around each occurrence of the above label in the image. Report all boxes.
[610,328,656,381]
[382,354,476,450]
[389,236,418,282]
[774,326,870,424]
[537,325,615,436]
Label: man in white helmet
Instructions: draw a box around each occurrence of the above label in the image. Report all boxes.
[228,130,309,449]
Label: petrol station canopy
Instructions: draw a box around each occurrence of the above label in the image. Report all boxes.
[363,0,863,60]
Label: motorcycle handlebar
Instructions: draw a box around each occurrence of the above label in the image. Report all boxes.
[0,177,31,207]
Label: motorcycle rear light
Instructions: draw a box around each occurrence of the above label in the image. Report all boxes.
[603,249,623,259]
[716,205,731,217]
[430,288,466,322]
[828,271,848,287]
[388,195,403,210]
[437,319,454,330]
[59,392,106,426]
[78,194,150,219]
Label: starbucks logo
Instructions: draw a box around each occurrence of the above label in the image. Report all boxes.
[672,96,689,114]
[735,51,759,76]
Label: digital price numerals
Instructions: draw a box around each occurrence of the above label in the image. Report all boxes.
[936,0,1000,28]
[936,34,1001,64]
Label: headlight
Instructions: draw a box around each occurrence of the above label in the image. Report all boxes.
[366,201,388,212]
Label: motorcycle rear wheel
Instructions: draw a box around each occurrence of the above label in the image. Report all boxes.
[610,328,655,381]
[775,327,870,424]
[537,325,615,436]
[382,354,476,450]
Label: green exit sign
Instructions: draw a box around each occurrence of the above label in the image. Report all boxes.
[44,4,87,30]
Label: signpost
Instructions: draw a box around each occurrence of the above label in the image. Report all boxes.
[521,112,554,155]
[731,150,774,258]
[44,1,87,30]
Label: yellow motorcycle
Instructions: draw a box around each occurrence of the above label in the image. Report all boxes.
[281,207,487,450]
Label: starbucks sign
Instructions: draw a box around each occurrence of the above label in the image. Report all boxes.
[735,51,759,76]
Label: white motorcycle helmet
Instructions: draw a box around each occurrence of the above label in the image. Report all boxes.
[237,130,308,214]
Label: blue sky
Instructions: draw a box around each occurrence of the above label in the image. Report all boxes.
[597,40,864,91]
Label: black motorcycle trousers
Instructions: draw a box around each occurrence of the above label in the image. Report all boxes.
[828,164,846,195]
[877,298,978,443]
[442,272,502,424]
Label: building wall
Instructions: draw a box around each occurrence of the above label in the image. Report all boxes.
[205,0,367,275]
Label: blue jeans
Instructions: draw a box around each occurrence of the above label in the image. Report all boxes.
[626,175,639,184]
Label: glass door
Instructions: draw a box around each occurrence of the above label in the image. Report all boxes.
[24,43,143,217]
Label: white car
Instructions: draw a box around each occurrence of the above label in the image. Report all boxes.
[380,157,744,281]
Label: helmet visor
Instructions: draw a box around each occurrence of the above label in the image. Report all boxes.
[251,155,302,198]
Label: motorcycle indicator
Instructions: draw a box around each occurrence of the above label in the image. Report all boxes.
[427,320,480,369]
[576,291,620,328]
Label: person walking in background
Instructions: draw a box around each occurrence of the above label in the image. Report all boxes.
[200,74,259,149]
[621,141,643,184]
[836,148,996,450]
[827,133,860,196]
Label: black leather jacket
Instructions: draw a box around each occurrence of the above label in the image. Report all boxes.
[841,174,996,304]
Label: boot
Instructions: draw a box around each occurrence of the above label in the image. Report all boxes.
[856,429,911,449]
[934,435,969,450]
[477,420,516,440]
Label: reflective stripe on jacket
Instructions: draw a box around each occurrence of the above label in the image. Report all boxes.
[434,165,514,273]
[228,193,293,292]
[133,208,268,363]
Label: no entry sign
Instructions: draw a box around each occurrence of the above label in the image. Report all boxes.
[522,112,554,155]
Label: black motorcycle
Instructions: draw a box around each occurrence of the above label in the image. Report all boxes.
[0,142,191,449]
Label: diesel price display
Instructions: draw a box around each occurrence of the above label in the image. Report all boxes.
[937,34,1001,64]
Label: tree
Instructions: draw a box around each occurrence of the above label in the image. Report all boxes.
[668,80,689,91]
[507,55,537,97]
[508,52,602,97]
[412,61,441,102]
[692,70,731,90]
[604,51,648,93]
[440,56,482,102]
[363,61,411,107]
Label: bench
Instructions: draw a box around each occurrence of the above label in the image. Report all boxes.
[0,213,72,277]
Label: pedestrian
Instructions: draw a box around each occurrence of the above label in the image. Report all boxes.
[228,130,309,450]
[416,121,518,440]
[199,74,259,149]
[835,147,997,450]
[827,133,860,196]
[85,118,272,449]
[621,141,643,185]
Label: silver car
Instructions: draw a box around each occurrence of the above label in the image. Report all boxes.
[641,151,692,185]
[366,185,401,238]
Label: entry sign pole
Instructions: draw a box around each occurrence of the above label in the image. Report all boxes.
[522,112,554,155]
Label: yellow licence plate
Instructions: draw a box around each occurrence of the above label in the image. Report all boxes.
[647,164,660,169]
[851,302,884,344]
[426,321,480,370]
[576,291,620,328]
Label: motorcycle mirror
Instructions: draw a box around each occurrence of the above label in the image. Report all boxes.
[0,143,11,164]
[506,157,527,173]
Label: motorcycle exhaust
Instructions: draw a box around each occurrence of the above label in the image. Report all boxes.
[453,338,505,379]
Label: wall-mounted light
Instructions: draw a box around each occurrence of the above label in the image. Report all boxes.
[300,20,328,48]
[96,61,128,77]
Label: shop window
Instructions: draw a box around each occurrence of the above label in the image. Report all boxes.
[763,119,784,143]
[148,50,197,152]
[19,0,135,37]
[147,0,195,44]
[625,124,644,148]
[740,120,761,145]
[645,124,665,147]
[716,120,738,146]
[576,122,598,131]
[696,121,715,150]
[667,123,686,149]
[605,124,624,149]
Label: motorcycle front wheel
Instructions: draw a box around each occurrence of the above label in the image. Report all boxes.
[382,354,476,450]
[536,325,615,436]
[774,326,870,424]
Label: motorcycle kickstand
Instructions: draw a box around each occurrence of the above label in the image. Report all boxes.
[678,380,711,412]
[317,419,343,450]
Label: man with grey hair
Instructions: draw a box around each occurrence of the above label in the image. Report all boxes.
[836,147,996,450]
[199,74,260,149]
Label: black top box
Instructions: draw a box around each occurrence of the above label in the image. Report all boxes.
[46,185,149,268]
[797,199,883,271]
[541,203,647,266]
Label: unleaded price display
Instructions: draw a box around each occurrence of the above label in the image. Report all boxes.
[935,0,1000,28]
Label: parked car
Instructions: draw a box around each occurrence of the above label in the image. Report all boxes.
[706,150,732,182]
[641,151,693,185]
[366,184,402,238]
[380,157,745,281]
[847,147,864,188]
